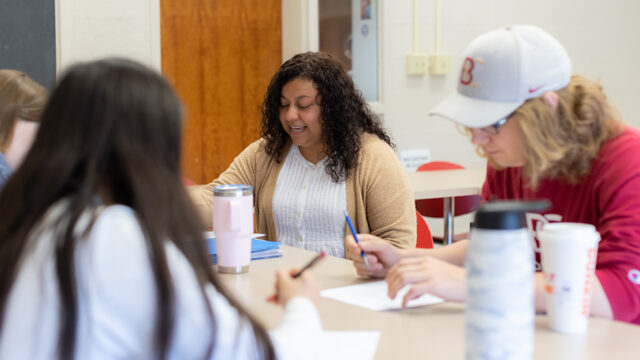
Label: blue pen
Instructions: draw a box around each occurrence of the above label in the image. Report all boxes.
[345,211,370,269]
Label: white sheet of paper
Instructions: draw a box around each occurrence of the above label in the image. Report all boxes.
[320,331,380,360]
[321,280,444,311]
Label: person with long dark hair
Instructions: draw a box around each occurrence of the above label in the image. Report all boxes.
[0,58,321,359]
[190,52,416,258]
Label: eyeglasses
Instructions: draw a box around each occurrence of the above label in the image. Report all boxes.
[477,113,513,135]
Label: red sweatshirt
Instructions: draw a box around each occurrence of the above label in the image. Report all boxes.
[482,126,640,325]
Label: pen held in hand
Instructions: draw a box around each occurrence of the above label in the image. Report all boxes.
[344,211,371,269]
[292,251,326,279]
[267,252,326,304]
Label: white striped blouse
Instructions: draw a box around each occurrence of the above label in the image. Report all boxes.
[272,145,347,257]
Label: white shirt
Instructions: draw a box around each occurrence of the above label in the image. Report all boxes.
[0,203,321,359]
[272,145,348,257]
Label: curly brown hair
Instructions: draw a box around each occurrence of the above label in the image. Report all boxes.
[260,52,392,182]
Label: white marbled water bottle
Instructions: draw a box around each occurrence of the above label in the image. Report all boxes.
[465,200,549,360]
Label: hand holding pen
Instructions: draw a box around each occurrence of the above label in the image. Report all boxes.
[292,251,326,278]
[267,252,324,305]
[345,211,370,269]
[346,233,404,279]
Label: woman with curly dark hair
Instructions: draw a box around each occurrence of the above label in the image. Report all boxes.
[191,52,416,257]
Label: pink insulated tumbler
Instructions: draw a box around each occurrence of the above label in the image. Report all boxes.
[212,184,253,274]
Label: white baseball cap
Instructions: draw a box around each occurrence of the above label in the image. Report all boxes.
[429,25,572,128]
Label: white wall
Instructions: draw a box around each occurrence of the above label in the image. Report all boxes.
[56,0,640,172]
[380,0,640,170]
[58,0,638,237]
[55,0,160,74]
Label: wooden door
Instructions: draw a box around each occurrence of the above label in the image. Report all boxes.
[160,0,282,184]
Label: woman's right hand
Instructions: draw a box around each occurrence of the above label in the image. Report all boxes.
[345,234,403,278]
[267,268,320,306]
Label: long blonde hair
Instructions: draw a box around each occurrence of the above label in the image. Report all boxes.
[472,75,622,188]
[0,70,47,151]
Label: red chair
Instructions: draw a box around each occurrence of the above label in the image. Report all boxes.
[415,161,482,241]
[416,210,434,249]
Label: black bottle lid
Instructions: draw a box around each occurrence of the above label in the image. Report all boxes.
[474,200,550,230]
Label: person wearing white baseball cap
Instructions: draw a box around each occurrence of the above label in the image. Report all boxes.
[429,25,572,129]
[346,25,640,325]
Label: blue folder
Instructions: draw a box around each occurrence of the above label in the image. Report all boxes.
[207,237,282,263]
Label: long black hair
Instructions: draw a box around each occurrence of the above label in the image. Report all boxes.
[0,58,274,359]
[261,51,392,182]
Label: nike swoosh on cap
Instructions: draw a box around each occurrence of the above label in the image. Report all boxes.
[529,85,544,93]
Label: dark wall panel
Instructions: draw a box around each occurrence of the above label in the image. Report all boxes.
[0,0,56,87]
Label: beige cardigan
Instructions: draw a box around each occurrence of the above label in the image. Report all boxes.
[189,133,416,251]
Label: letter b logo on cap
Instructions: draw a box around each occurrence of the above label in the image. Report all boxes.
[460,57,475,85]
